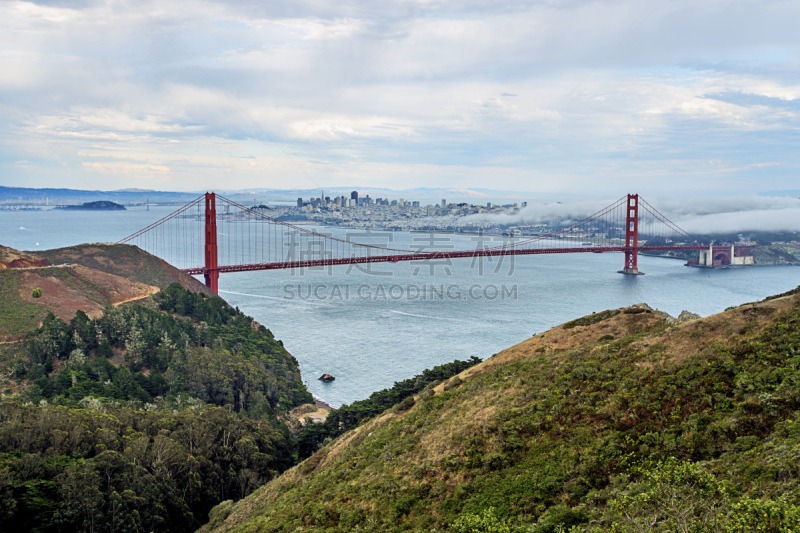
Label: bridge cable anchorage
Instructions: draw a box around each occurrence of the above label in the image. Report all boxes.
[118,192,749,294]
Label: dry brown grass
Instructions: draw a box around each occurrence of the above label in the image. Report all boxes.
[284,403,331,430]
[16,265,158,322]
[636,293,798,366]
[204,291,800,533]
[432,306,671,392]
[0,245,49,268]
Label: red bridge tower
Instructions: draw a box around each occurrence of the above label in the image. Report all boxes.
[204,192,219,293]
[619,193,643,275]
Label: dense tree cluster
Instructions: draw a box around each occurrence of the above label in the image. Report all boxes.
[0,402,294,533]
[0,283,318,531]
[19,283,312,413]
[297,356,481,458]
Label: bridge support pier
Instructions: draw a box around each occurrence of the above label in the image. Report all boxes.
[618,193,644,275]
[204,192,219,294]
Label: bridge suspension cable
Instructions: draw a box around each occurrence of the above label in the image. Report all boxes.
[118,192,719,293]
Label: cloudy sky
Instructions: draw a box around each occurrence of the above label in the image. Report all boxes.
[1,0,799,197]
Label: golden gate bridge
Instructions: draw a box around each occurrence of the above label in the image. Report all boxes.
[118,193,754,294]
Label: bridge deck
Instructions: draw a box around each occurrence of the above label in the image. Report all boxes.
[182,245,708,275]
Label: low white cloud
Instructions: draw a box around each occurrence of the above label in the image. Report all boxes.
[458,194,800,234]
[675,208,800,234]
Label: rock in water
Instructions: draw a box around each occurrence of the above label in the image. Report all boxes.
[318,374,335,382]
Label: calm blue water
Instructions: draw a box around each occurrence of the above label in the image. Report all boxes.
[3,206,800,407]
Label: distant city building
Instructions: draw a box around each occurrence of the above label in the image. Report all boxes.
[351,191,359,201]
[441,199,446,208]
[521,201,528,208]
[297,198,303,208]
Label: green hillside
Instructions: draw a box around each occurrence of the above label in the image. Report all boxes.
[204,288,800,533]
[0,268,47,341]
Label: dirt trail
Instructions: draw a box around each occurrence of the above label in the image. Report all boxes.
[112,285,161,306]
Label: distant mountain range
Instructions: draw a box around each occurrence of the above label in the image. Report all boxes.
[0,186,199,206]
[0,185,554,206]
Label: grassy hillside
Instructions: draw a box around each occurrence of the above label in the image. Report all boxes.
[0,269,47,341]
[38,243,212,295]
[0,244,49,268]
[204,288,800,533]
[0,264,157,341]
[1,243,205,342]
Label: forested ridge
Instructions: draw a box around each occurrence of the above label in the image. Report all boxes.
[0,282,488,532]
[0,403,294,532]
[18,282,311,412]
[0,283,311,532]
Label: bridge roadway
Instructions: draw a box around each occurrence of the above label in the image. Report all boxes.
[182,244,708,275]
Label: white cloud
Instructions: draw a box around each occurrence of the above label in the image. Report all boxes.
[2,0,800,196]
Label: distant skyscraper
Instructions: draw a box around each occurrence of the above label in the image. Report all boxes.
[441,199,446,208]
[297,198,303,208]
[351,191,358,201]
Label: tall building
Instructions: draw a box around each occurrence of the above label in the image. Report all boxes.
[441,199,446,208]
[297,198,303,208]
[351,191,358,201]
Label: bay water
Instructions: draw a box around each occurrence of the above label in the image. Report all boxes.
[3,206,799,407]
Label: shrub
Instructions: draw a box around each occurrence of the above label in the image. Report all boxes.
[609,459,728,532]
[396,396,416,411]
[451,507,512,533]
[726,497,800,533]
[31,288,42,298]
[444,377,463,391]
